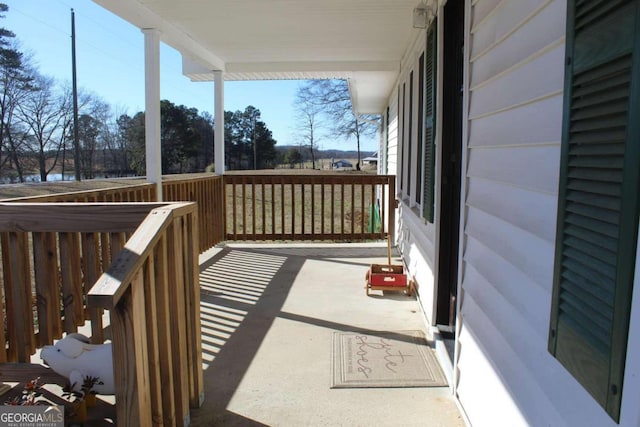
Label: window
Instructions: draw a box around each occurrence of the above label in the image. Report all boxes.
[548,0,640,421]
[422,21,437,223]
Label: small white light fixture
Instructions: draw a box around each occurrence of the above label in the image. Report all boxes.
[413,1,434,29]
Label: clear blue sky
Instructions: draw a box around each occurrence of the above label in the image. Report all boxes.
[4,0,377,152]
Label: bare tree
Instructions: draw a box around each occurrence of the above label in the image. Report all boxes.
[0,6,35,180]
[294,84,323,169]
[17,74,72,181]
[295,79,379,170]
[0,43,34,181]
[77,94,110,179]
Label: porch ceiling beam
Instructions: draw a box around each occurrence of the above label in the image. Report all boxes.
[225,60,399,75]
[183,60,399,82]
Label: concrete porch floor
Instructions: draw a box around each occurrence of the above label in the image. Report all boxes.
[192,243,465,427]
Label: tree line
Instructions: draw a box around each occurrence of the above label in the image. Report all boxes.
[0,4,277,183]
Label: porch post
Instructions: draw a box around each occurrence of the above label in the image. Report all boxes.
[214,70,225,174]
[143,28,163,201]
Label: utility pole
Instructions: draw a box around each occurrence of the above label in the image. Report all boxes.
[71,9,81,181]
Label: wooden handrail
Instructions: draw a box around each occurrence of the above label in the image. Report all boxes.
[86,202,203,425]
[0,202,166,233]
[0,202,204,426]
[1,182,156,203]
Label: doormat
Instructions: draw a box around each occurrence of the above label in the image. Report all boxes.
[331,330,447,388]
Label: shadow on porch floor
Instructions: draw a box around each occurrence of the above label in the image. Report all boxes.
[191,244,464,427]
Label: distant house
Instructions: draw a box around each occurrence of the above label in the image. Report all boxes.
[362,152,378,166]
[332,160,352,169]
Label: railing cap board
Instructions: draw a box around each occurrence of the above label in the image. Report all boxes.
[1,183,154,203]
[222,174,394,184]
[162,174,219,184]
[87,202,197,309]
[0,203,168,233]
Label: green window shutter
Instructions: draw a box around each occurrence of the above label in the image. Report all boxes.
[423,20,437,222]
[399,84,405,192]
[549,0,640,421]
[416,52,425,205]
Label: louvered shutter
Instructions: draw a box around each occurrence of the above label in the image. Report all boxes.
[548,0,640,421]
[422,20,437,222]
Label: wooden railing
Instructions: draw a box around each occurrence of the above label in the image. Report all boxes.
[0,202,203,426]
[224,174,395,242]
[88,202,203,426]
[3,182,156,203]
[4,175,227,251]
[0,203,158,358]
[163,175,225,251]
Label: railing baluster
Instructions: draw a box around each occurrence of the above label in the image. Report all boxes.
[291,182,295,239]
[153,235,177,425]
[3,232,33,361]
[111,287,140,425]
[280,178,285,239]
[59,232,79,333]
[301,182,305,237]
[184,212,204,408]
[321,180,325,236]
[261,179,266,237]
[242,177,247,240]
[271,182,275,238]
[33,232,56,347]
[232,181,237,240]
[167,220,191,424]
[351,182,355,237]
[82,233,104,343]
[252,176,256,239]
[142,257,164,426]
[311,178,315,237]
[341,183,345,236]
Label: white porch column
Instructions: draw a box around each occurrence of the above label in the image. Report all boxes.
[214,70,225,174]
[143,28,163,201]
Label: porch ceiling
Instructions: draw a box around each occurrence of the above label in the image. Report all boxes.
[91,0,422,114]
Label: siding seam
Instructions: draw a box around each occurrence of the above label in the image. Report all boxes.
[466,174,558,196]
[470,0,553,59]
[465,199,556,246]
[462,256,548,339]
[468,140,560,149]
[470,0,508,34]
[469,38,565,91]
[467,90,562,121]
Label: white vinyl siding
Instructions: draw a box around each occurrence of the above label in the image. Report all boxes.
[457,0,640,425]
[459,0,566,425]
[386,97,399,177]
